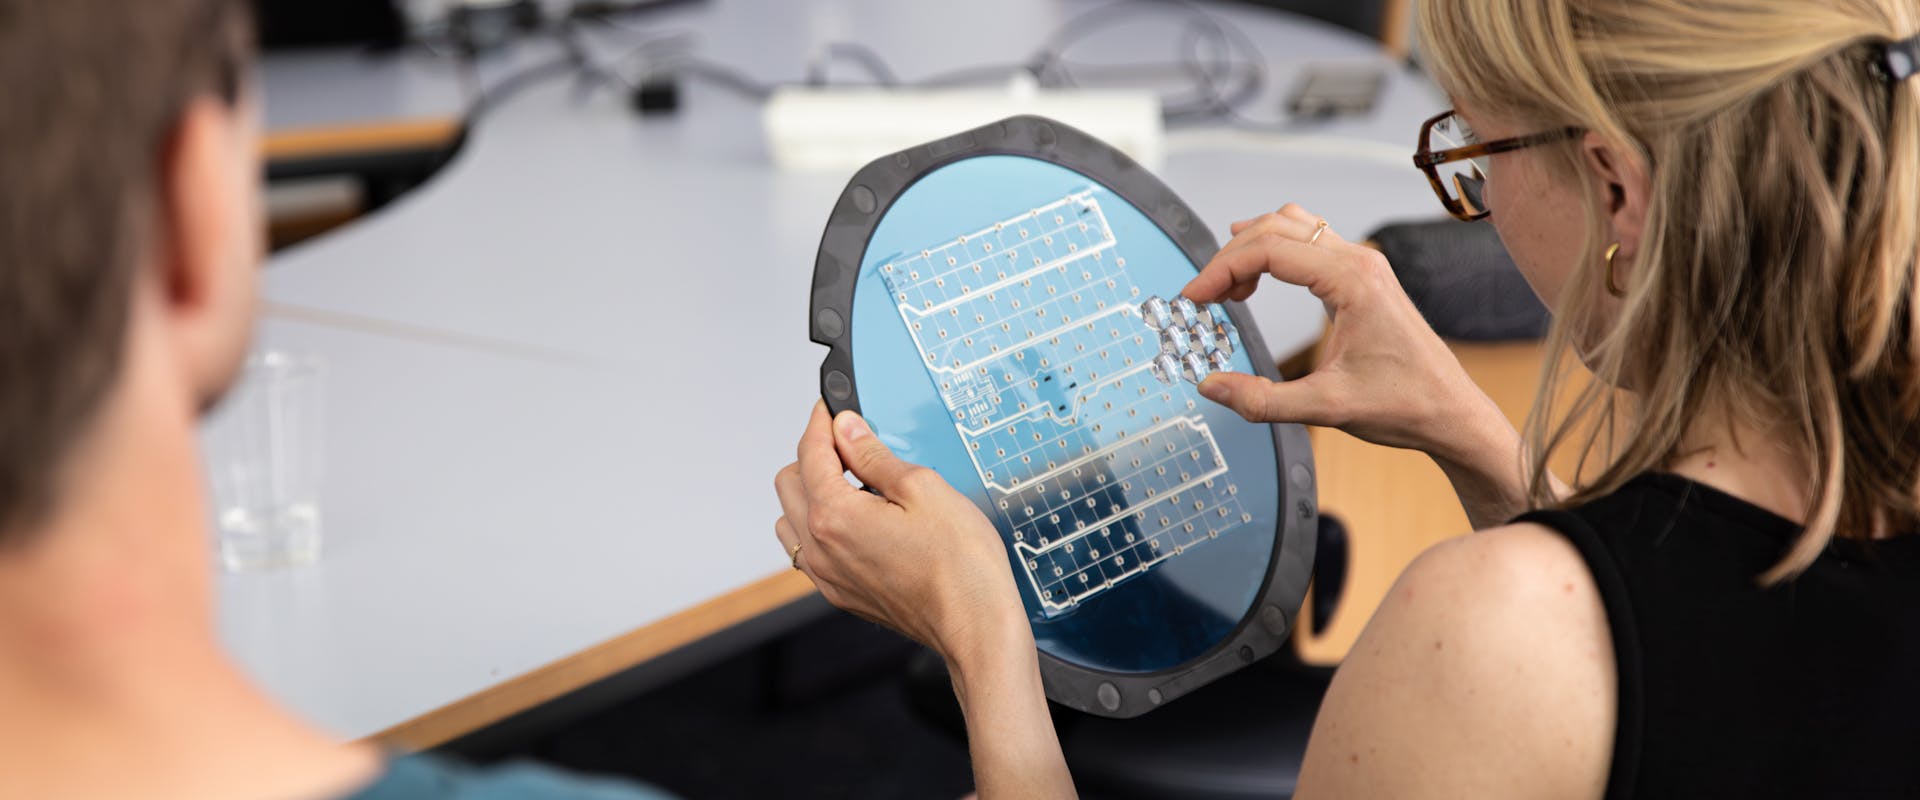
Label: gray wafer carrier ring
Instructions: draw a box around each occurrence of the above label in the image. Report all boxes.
[807,115,1317,718]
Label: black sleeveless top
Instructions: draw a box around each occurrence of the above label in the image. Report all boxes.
[1516,473,1920,799]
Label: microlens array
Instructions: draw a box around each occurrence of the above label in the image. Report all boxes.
[1138,295,1237,387]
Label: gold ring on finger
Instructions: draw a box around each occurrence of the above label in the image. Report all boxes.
[1308,219,1330,245]
[789,543,805,570]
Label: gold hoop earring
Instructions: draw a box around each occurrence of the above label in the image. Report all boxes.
[1604,242,1625,297]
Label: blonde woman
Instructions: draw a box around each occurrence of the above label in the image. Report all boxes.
[772,0,1920,795]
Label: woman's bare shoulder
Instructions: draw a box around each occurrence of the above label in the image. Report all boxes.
[1295,523,1617,800]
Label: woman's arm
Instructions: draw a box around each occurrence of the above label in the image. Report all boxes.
[947,626,1074,800]
[1295,524,1615,799]
[774,404,1075,798]
[1425,389,1544,530]
[1182,205,1559,528]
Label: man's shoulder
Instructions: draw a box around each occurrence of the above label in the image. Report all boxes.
[344,753,676,800]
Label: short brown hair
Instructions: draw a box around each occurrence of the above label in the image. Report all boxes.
[0,0,252,542]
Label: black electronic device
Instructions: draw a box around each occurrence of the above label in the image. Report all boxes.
[1285,64,1386,118]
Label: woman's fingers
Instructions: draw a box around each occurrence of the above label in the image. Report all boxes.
[777,515,840,604]
[775,466,829,582]
[1197,371,1341,427]
[1187,233,1349,305]
[796,401,856,500]
[774,463,809,523]
[1226,205,1337,245]
[1275,202,1337,234]
[776,404,1029,657]
[1216,214,1320,268]
[1185,233,1293,301]
[1187,213,1351,304]
[832,410,928,501]
[1195,205,1359,303]
[774,516,797,552]
[775,516,811,571]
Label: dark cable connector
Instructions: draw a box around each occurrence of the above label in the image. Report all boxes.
[630,71,681,114]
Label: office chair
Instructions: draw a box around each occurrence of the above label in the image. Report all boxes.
[1370,217,1549,341]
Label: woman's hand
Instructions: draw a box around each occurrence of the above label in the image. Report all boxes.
[1184,204,1534,528]
[773,402,1027,664]
[774,402,1076,798]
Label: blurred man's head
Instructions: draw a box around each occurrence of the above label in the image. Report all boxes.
[0,0,261,544]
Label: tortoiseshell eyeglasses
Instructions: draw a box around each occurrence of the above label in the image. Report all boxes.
[1412,110,1582,222]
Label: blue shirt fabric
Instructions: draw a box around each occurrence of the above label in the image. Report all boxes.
[343,754,676,800]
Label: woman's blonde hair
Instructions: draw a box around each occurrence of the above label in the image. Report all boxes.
[1417,0,1920,581]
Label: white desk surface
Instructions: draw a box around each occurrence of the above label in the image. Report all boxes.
[261,48,467,131]
[235,0,1447,742]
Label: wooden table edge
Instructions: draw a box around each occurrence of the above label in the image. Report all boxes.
[264,116,465,165]
[366,568,818,751]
